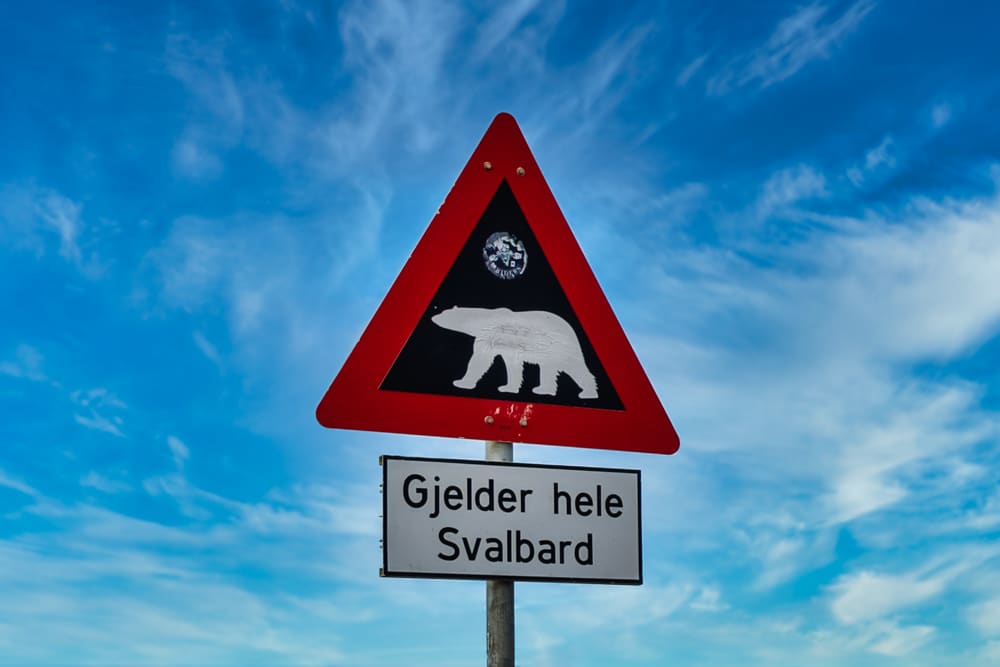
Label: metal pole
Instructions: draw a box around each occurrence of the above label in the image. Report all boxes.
[485,440,514,667]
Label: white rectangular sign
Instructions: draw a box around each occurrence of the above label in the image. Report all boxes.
[381,456,642,584]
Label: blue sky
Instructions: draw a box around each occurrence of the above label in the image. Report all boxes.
[2,0,1000,664]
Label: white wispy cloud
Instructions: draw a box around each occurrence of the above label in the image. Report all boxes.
[959,488,1000,532]
[0,540,349,664]
[867,621,937,656]
[826,381,993,525]
[80,471,131,494]
[34,190,83,264]
[806,619,935,658]
[823,197,1000,361]
[147,210,379,364]
[0,185,103,276]
[73,413,125,438]
[0,469,38,497]
[847,135,895,186]
[829,546,999,626]
[192,331,223,367]
[689,585,729,612]
[71,388,127,411]
[979,641,1000,663]
[608,172,1000,605]
[151,215,301,329]
[969,596,1000,636]
[824,547,1000,657]
[332,0,466,159]
[165,33,244,180]
[931,101,954,129]
[469,0,553,62]
[518,581,694,661]
[756,164,828,217]
[752,528,837,590]
[707,0,876,95]
[676,53,709,87]
[636,183,1000,432]
[830,569,949,625]
[563,24,655,124]
[167,436,190,469]
[165,29,317,182]
[171,136,224,180]
[0,458,391,664]
[0,344,48,383]
[71,388,127,437]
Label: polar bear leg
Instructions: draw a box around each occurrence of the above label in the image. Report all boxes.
[533,367,559,396]
[565,359,599,399]
[576,376,599,399]
[497,352,524,393]
[454,341,496,390]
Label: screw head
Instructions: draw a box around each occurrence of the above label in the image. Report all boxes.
[519,417,528,427]
[483,161,493,170]
[484,415,495,425]
[516,166,525,176]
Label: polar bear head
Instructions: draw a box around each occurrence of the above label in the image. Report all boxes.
[431,306,479,334]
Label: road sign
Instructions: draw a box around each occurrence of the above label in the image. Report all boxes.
[316,113,679,454]
[381,456,642,584]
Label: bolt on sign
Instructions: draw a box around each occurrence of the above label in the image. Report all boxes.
[381,456,642,584]
[316,113,679,455]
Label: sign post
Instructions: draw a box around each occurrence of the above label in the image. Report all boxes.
[485,441,514,667]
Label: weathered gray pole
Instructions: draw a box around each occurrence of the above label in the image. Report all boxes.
[485,440,514,667]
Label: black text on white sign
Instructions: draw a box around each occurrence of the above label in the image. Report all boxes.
[381,456,642,584]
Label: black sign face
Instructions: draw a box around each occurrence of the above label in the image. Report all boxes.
[380,180,623,410]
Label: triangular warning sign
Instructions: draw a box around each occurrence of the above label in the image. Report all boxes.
[316,113,679,455]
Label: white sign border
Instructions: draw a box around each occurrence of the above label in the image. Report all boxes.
[380,455,643,585]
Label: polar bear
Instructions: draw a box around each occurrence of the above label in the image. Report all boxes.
[431,306,599,399]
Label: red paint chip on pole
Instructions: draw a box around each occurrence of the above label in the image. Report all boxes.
[316,113,679,455]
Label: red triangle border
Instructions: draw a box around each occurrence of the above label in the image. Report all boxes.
[316,113,679,455]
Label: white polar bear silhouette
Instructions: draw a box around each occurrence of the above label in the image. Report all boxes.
[431,306,599,399]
